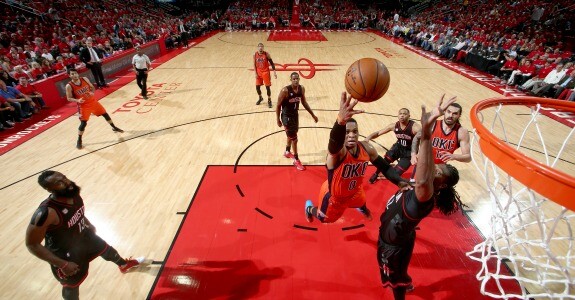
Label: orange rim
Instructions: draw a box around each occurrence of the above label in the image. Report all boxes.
[470,97,575,211]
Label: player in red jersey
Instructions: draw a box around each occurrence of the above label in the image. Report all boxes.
[65,68,123,149]
[304,92,408,223]
[254,43,277,108]
[411,102,471,165]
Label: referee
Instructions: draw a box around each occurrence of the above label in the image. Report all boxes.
[132,46,152,99]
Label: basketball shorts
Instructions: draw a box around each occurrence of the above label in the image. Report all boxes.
[377,234,415,288]
[49,230,109,287]
[79,101,106,121]
[384,144,412,175]
[316,180,366,223]
[281,113,298,140]
[256,70,271,86]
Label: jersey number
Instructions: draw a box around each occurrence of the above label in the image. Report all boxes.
[348,180,357,190]
[399,139,407,147]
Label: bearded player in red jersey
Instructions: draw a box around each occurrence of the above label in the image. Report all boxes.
[411,102,471,165]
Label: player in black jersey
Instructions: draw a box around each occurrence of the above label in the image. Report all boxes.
[377,95,463,300]
[365,108,421,183]
[276,72,318,171]
[25,171,143,300]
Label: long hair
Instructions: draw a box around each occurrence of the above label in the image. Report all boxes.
[435,164,465,215]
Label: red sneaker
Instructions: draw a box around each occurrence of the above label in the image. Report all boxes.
[119,257,145,273]
[284,151,294,159]
[293,159,305,171]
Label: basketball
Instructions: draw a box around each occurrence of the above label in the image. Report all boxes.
[345,58,390,102]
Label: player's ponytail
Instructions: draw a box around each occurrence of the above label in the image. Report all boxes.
[434,164,465,215]
[435,186,464,215]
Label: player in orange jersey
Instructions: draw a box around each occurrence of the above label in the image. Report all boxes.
[254,43,277,108]
[411,102,471,165]
[65,68,123,149]
[304,92,408,223]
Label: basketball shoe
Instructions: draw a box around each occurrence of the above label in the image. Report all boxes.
[284,151,294,159]
[256,96,263,105]
[356,206,373,221]
[119,256,145,273]
[267,99,272,108]
[305,200,313,222]
[293,159,305,171]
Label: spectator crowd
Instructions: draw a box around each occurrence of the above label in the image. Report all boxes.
[1,0,573,131]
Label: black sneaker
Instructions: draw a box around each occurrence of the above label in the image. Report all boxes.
[112,127,124,133]
[256,97,263,105]
[267,100,272,108]
[76,139,83,149]
[368,172,379,184]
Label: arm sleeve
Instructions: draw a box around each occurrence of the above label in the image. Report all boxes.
[268,57,276,70]
[328,121,346,155]
[371,155,405,186]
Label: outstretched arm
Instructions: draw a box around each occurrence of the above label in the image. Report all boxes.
[326,92,364,169]
[363,141,407,186]
[364,123,394,142]
[415,94,457,202]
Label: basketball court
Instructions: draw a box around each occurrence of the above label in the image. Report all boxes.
[0,30,573,299]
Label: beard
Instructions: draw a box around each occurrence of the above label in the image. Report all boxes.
[53,182,81,198]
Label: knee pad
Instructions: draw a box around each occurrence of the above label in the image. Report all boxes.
[78,121,87,131]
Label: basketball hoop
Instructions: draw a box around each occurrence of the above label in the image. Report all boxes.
[467,97,575,299]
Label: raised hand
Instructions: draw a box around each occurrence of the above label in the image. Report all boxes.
[337,92,364,124]
[421,94,457,139]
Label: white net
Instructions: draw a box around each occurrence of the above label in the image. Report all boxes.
[467,99,575,299]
